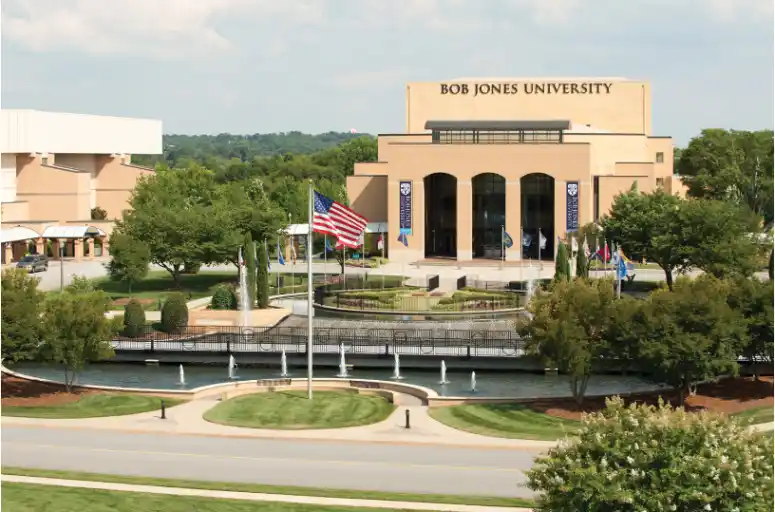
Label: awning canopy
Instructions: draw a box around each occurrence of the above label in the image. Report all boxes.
[41,225,106,239]
[285,222,387,236]
[0,226,41,244]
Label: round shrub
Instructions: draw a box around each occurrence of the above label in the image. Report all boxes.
[528,397,774,511]
[123,299,146,337]
[160,293,189,334]
[210,284,237,310]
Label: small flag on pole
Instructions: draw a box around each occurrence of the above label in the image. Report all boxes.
[522,231,532,248]
[502,231,514,249]
[325,238,334,252]
[397,232,408,247]
[277,240,285,265]
[312,191,368,249]
[538,230,547,250]
[265,240,271,270]
[377,233,385,251]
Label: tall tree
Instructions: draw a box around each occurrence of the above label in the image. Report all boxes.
[105,231,150,294]
[637,275,746,404]
[1,269,44,363]
[575,245,588,279]
[601,187,686,290]
[677,129,774,227]
[40,291,119,391]
[244,233,257,308]
[554,242,570,282]
[520,278,618,405]
[335,136,378,177]
[726,277,774,380]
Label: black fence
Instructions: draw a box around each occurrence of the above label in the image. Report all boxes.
[323,294,520,312]
[456,275,467,290]
[427,274,440,292]
[112,326,527,357]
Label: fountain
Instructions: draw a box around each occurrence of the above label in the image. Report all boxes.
[178,364,186,386]
[280,350,289,377]
[470,371,477,392]
[228,355,237,380]
[337,344,349,378]
[439,360,449,384]
[238,248,250,329]
[391,352,403,380]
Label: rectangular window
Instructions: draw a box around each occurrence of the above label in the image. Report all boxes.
[593,176,600,221]
[656,152,664,163]
[656,177,665,189]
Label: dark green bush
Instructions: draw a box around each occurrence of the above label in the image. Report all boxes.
[210,284,237,310]
[123,299,146,337]
[161,293,188,334]
[182,261,201,275]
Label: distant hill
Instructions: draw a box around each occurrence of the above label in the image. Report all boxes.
[132,132,374,167]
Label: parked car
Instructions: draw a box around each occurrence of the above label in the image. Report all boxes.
[16,254,49,273]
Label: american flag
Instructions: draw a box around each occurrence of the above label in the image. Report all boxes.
[312,191,367,249]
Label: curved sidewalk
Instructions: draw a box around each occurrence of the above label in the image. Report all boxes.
[1,394,557,451]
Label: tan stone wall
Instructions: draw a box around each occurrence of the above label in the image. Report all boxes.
[347,175,388,223]
[597,175,656,220]
[1,201,29,222]
[15,154,91,221]
[94,155,153,220]
[406,79,651,134]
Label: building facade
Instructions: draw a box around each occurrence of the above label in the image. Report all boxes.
[347,77,684,263]
[1,109,162,263]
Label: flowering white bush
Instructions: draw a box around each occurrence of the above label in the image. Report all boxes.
[527,397,774,511]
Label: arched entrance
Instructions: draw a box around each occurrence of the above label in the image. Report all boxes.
[424,173,457,258]
[521,173,555,261]
[472,173,505,259]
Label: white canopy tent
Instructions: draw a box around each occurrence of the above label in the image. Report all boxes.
[41,225,106,239]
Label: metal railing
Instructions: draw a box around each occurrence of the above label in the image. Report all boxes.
[323,293,521,312]
[112,325,527,357]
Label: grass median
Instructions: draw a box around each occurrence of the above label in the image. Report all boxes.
[1,394,184,419]
[203,390,395,430]
[1,468,536,508]
[731,404,774,425]
[429,403,579,441]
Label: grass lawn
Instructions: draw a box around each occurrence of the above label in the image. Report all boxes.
[731,404,774,424]
[1,468,536,508]
[0,483,415,512]
[93,270,238,310]
[429,403,579,441]
[203,390,395,430]
[1,394,184,419]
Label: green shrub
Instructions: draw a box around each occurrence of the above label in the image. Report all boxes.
[160,293,188,334]
[182,261,201,275]
[210,284,237,310]
[123,299,146,337]
[257,241,269,308]
[528,397,774,511]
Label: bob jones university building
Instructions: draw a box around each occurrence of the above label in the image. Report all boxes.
[346,77,685,264]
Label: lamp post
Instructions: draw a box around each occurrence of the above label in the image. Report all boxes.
[59,238,66,291]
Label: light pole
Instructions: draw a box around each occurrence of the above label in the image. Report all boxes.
[58,238,66,291]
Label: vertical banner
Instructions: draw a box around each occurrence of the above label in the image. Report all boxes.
[399,180,413,235]
[566,181,579,232]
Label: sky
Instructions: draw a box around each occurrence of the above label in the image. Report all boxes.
[1,0,773,145]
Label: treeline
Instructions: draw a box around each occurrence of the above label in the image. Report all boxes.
[131,131,372,169]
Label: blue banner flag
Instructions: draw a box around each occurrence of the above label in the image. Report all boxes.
[277,240,285,265]
[503,231,514,249]
[325,238,333,252]
[397,232,409,247]
[265,240,271,271]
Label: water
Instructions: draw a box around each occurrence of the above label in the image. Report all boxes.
[10,362,665,398]
[439,360,449,384]
[280,350,289,377]
[391,353,403,380]
[238,248,250,327]
[178,365,185,386]
[228,355,237,380]
[471,371,477,392]
[336,344,349,378]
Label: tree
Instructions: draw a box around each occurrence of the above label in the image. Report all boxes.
[726,277,774,380]
[256,240,269,308]
[677,198,763,279]
[520,278,617,405]
[574,245,588,279]
[554,242,570,282]
[160,293,189,334]
[1,268,44,363]
[769,249,773,280]
[334,136,378,177]
[527,396,774,511]
[40,291,118,391]
[244,233,256,309]
[123,299,146,338]
[119,166,240,286]
[65,275,96,294]
[105,231,150,294]
[677,129,774,227]
[90,206,108,220]
[637,276,746,404]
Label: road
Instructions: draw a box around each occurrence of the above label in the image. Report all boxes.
[1,426,538,498]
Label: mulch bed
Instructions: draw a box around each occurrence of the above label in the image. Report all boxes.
[1,374,94,407]
[530,376,774,421]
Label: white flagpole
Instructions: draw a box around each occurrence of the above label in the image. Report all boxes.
[306,182,314,400]
[342,245,346,289]
[324,234,328,284]
[381,223,385,290]
[603,236,608,277]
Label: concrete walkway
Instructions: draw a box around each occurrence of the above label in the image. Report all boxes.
[1,475,533,511]
[0,393,556,451]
